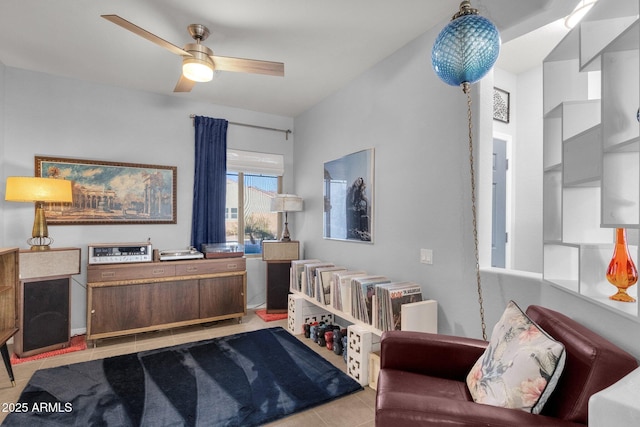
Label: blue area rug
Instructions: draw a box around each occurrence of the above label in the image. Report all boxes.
[3,327,362,426]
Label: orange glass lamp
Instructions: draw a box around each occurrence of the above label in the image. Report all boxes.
[270,194,303,242]
[5,177,73,251]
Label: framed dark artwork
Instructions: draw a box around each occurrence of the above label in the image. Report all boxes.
[323,148,374,243]
[493,87,510,123]
[35,156,177,225]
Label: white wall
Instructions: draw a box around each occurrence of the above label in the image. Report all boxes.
[294,25,487,338]
[513,65,544,273]
[292,21,640,358]
[1,67,294,333]
[492,66,543,273]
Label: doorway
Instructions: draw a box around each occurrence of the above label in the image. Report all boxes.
[492,135,510,268]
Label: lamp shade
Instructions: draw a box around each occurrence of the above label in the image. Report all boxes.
[431,3,500,87]
[270,194,303,212]
[5,177,73,203]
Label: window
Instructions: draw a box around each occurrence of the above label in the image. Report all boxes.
[226,150,285,256]
[226,173,281,255]
[225,207,238,219]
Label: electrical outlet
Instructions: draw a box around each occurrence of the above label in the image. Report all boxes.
[420,249,433,265]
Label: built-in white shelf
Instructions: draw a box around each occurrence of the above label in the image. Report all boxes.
[543,0,640,320]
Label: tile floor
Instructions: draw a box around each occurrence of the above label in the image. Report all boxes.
[0,310,376,426]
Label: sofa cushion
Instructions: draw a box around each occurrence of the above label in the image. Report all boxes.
[466,300,566,414]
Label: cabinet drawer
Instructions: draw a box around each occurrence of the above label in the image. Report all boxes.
[175,258,246,276]
[88,264,176,283]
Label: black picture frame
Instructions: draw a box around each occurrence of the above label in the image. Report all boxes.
[493,87,510,123]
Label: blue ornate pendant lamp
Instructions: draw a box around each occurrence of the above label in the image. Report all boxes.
[431,1,500,340]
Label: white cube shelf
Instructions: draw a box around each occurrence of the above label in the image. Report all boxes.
[543,170,562,242]
[544,243,580,293]
[287,294,334,335]
[346,324,380,386]
[602,151,640,226]
[563,125,602,186]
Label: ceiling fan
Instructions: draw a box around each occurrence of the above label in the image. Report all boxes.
[101,15,285,93]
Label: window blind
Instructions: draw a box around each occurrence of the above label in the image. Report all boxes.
[227,149,284,176]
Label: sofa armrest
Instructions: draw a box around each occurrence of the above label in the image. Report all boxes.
[380,330,487,381]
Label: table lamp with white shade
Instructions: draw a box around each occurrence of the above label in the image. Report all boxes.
[270,194,303,241]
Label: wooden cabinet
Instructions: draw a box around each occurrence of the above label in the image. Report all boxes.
[90,280,200,335]
[90,283,154,334]
[199,275,245,318]
[0,248,18,386]
[87,258,246,342]
[542,0,640,319]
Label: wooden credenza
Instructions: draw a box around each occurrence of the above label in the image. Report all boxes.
[86,257,246,343]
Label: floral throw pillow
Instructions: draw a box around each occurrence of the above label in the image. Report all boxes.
[466,301,566,414]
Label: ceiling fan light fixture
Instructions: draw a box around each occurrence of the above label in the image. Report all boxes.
[183,54,214,82]
[182,44,215,82]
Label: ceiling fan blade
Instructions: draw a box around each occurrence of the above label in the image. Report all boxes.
[212,56,284,77]
[101,14,190,57]
[174,74,196,92]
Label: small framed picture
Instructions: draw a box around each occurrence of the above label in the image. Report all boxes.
[493,87,510,123]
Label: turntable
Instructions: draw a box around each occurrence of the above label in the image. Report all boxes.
[202,242,244,259]
[158,247,204,261]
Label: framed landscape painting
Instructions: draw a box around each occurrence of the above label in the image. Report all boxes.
[35,156,177,225]
[323,148,374,243]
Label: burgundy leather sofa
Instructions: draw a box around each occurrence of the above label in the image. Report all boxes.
[375,305,638,426]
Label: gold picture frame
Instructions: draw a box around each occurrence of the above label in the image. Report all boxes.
[35,156,177,225]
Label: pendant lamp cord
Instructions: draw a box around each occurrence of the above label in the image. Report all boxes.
[463,82,487,341]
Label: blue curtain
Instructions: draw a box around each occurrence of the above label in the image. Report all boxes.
[191,116,228,250]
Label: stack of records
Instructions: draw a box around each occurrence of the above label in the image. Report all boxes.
[351,276,390,324]
[303,262,334,299]
[314,266,346,305]
[332,270,366,311]
[290,259,320,293]
[375,282,423,331]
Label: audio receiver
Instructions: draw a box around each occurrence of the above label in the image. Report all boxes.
[88,242,153,264]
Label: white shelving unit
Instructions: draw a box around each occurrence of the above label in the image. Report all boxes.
[543,0,640,319]
[287,288,437,386]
